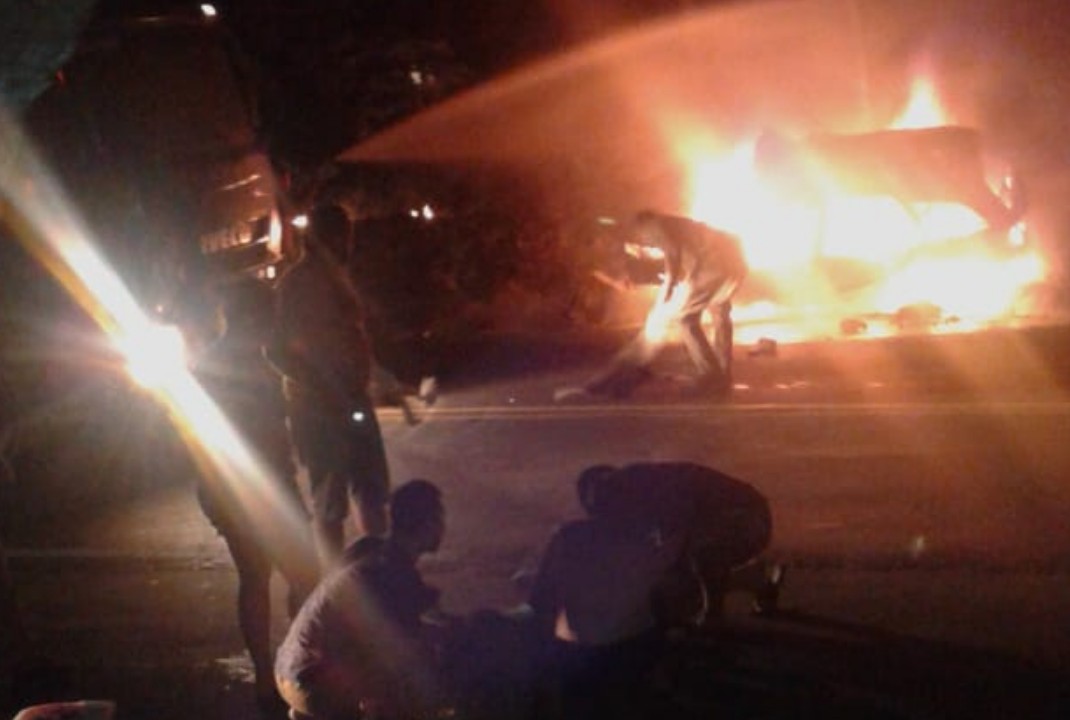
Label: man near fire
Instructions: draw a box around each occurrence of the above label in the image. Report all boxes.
[561,210,747,400]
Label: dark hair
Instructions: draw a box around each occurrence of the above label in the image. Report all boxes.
[390,479,443,534]
[576,464,617,516]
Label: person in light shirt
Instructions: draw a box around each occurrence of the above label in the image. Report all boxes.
[527,465,701,720]
[559,210,747,401]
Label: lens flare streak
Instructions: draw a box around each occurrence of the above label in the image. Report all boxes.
[1,108,309,554]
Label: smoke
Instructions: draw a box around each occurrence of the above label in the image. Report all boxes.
[342,0,1070,272]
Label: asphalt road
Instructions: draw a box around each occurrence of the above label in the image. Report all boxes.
[5,323,1070,719]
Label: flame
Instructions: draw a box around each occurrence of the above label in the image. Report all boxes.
[890,75,951,129]
[644,280,691,342]
[670,75,1046,344]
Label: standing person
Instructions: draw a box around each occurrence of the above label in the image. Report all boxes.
[274,479,454,720]
[192,278,319,717]
[560,210,747,400]
[267,203,391,569]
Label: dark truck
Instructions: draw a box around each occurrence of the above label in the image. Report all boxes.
[22,2,292,316]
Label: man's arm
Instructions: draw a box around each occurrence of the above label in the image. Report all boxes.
[660,241,682,303]
[526,531,567,636]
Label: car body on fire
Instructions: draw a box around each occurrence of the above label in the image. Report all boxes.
[754,125,1026,236]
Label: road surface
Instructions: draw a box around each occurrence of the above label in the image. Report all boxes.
[5,324,1070,718]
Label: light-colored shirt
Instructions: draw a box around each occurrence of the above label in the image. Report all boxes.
[529,517,685,646]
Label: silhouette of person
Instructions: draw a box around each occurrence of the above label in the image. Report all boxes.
[267,204,390,568]
[192,278,318,714]
[528,465,700,719]
[562,210,747,400]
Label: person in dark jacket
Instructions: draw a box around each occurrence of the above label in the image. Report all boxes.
[267,204,391,569]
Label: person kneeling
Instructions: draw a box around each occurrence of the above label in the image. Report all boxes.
[275,480,452,720]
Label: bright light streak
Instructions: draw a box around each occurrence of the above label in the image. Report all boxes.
[121,323,187,390]
[268,208,283,254]
[0,108,313,565]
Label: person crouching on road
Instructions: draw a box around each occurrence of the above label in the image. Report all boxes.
[527,465,705,720]
[566,210,747,400]
[274,480,454,720]
[601,461,780,619]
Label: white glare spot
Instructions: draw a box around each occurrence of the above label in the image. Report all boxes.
[291,213,308,230]
[1009,222,1027,248]
[351,411,366,423]
[200,4,218,18]
[410,70,424,86]
[909,535,926,559]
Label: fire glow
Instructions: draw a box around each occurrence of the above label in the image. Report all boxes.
[672,77,1045,343]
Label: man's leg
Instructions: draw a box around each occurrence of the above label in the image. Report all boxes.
[346,406,390,539]
[709,301,734,388]
[679,311,722,382]
[310,464,349,570]
[268,467,319,616]
[224,535,282,711]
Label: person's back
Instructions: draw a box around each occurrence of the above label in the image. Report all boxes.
[528,466,697,719]
[273,243,373,412]
[529,515,684,647]
[196,281,290,454]
[610,462,775,616]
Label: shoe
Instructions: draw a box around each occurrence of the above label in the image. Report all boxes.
[752,562,785,617]
[399,396,422,426]
[418,376,439,406]
[553,385,592,403]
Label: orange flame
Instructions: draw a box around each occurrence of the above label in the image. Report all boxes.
[890,75,951,129]
[672,76,1045,344]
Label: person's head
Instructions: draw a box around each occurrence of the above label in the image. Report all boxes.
[307,203,352,262]
[632,209,666,248]
[576,464,617,517]
[390,479,445,554]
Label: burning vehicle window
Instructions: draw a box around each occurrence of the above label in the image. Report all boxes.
[4,2,1070,719]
